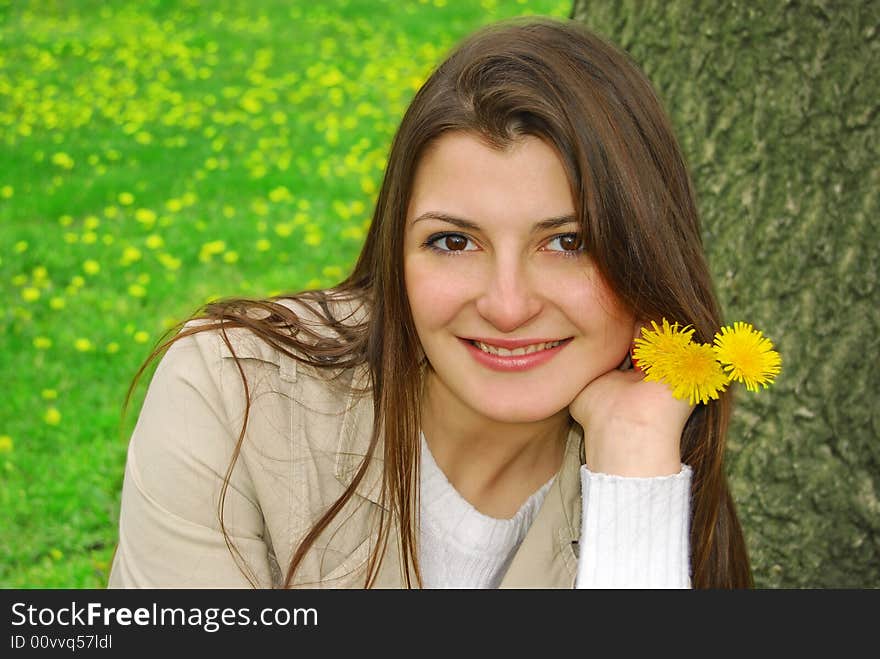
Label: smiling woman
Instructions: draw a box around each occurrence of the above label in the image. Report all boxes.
[108,17,751,589]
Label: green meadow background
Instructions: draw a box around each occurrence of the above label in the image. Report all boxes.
[0,0,571,588]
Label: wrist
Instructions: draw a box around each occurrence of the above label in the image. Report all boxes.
[583,421,683,477]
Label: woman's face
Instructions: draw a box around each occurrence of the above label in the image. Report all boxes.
[404,131,636,425]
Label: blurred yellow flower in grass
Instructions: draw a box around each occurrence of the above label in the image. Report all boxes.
[0,435,12,453]
[83,259,100,275]
[199,240,226,262]
[135,208,157,227]
[713,322,782,392]
[158,253,181,271]
[1,185,13,198]
[145,234,164,249]
[44,407,61,425]
[128,283,147,298]
[120,246,142,265]
[256,238,271,252]
[118,192,135,206]
[51,152,75,169]
[34,337,52,350]
[107,342,120,354]
[42,389,58,400]
[50,297,65,310]
[22,287,40,302]
[134,331,150,344]
[634,318,781,404]
[74,338,93,352]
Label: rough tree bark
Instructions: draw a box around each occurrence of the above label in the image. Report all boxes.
[570,0,878,587]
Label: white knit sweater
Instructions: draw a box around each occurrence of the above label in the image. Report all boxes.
[418,432,692,588]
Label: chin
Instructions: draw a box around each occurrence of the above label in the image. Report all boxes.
[473,398,570,425]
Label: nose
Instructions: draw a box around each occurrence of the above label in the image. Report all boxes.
[474,258,542,333]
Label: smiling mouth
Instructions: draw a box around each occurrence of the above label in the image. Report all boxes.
[467,338,571,356]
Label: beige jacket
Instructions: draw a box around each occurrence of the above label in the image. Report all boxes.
[108,300,584,588]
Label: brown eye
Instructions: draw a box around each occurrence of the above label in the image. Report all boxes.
[549,233,583,252]
[443,235,468,251]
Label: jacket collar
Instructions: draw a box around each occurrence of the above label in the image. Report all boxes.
[333,378,583,588]
[498,424,583,588]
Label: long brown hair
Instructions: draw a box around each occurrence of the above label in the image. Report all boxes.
[125,17,752,588]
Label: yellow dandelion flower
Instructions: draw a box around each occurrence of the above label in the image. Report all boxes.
[713,322,782,392]
[632,319,695,378]
[145,234,164,249]
[74,338,93,352]
[42,389,58,400]
[633,319,730,404]
[660,342,730,405]
[256,238,271,251]
[0,435,12,453]
[199,240,226,262]
[135,208,157,226]
[274,223,293,237]
[120,246,142,265]
[44,407,61,425]
[34,336,52,350]
[83,259,100,275]
[222,251,239,264]
[51,152,75,169]
[14,240,28,253]
[107,342,120,354]
[1,185,13,198]
[22,287,40,302]
[134,331,150,343]
[49,297,65,310]
[128,283,147,298]
[158,253,181,271]
[118,191,135,206]
[268,186,291,203]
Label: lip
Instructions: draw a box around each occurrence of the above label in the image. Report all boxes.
[458,337,572,372]
[462,336,568,350]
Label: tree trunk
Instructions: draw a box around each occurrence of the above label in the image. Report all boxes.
[570,0,879,587]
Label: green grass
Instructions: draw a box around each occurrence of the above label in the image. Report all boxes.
[0,0,572,587]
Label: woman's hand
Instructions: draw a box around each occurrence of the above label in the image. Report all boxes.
[569,327,695,477]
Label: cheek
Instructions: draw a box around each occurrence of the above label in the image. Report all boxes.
[404,259,471,330]
[560,273,635,350]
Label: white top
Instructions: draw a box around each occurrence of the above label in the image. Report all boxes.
[419,431,693,588]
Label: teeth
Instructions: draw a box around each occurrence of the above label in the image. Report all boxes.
[473,340,563,356]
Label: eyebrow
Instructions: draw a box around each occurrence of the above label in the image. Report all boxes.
[411,211,579,233]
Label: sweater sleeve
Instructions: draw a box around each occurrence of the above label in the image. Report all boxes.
[574,464,692,589]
